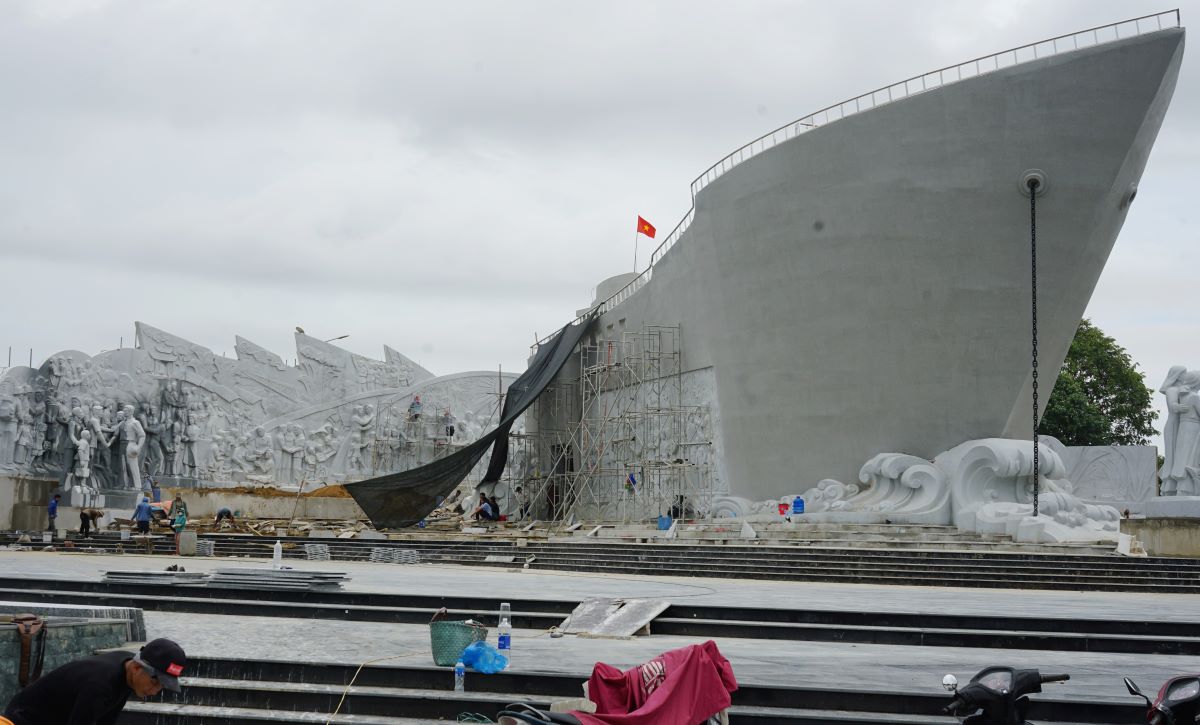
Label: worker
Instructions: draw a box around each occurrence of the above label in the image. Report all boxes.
[149,478,161,503]
[214,508,235,526]
[471,492,495,522]
[514,486,530,520]
[47,494,61,532]
[168,493,188,554]
[167,493,188,522]
[133,497,153,535]
[3,637,187,725]
[79,507,104,538]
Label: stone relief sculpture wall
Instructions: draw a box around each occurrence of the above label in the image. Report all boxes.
[1042,438,1156,507]
[0,322,516,505]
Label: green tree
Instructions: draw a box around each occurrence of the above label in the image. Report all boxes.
[1039,319,1157,446]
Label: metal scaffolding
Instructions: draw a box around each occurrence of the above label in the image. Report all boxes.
[365,386,504,482]
[520,323,714,524]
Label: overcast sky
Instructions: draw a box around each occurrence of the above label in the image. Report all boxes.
[1,0,1196,444]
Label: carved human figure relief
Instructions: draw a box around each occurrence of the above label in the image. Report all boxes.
[0,389,17,466]
[247,425,275,481]
[278,424,305,483]
[66,428,93,490]
[120,405,146,490]
[88,406,112,487]
[1161,367,1200,496]
[182,413,201,477]
[348,427,367,472]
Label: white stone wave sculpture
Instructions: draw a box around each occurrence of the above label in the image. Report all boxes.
[716,438,1121,543]
[937,438,1119,543]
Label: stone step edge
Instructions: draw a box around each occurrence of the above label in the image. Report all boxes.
[124,701,454,724]
[123,700,963,725]
[506,559,1200,582]
[507,562,1200,590]
[653,617,1200,644]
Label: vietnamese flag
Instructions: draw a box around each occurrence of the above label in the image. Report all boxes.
[636,216,656,238]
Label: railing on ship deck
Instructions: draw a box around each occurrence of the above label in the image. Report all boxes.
[539,9,1182,347]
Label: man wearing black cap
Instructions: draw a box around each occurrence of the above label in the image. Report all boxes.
[3,638,187,724]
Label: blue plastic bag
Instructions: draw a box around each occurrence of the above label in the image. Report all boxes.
[461,640,509,674]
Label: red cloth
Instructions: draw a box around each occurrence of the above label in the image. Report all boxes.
[573,641,738,725]
[636,216,656,238]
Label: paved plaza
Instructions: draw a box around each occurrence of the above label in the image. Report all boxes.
[4,550,1199,706]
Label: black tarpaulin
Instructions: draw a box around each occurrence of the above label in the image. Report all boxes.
[345,315,594,529]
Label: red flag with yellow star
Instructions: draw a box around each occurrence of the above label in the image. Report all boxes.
[636,216,656,239]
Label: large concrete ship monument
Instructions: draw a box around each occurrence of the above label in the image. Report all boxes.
[471,10,1185,541]
[346,11,1188,539]
[0,12,1186,543]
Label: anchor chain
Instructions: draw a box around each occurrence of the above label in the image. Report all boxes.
[1029,178,1040,517]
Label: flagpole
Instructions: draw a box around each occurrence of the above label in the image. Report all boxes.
[633,229,640,272]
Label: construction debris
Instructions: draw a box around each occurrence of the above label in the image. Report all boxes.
[368,548,420,564]
[206,568,349,591]
[103,570,209,586]
[303,543,331,561]
[560,598,670,638]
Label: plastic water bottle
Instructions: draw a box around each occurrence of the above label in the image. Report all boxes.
[272,540,283,569]
[497,602,512,655]
[453,660,465,692]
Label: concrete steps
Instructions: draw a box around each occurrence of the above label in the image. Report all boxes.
[118,656,1139,725]
[8,576,1200,655]
[8,530,1198,592]
[560,522,1118,554]
[124,703,447,724]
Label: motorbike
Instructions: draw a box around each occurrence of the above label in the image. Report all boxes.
[941,666,1070,724]
[1124,674,1200,724]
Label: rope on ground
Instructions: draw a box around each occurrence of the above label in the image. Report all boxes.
[324,649,424,725]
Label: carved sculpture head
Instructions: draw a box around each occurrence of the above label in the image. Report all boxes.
[1162,366,1188,392]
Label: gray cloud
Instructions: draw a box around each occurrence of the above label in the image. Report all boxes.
[1,0,1196,450]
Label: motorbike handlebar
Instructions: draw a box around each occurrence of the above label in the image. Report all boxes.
[942,696,965,714]
[1040,673,1071,683]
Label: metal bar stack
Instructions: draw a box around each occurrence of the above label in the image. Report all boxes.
[369,547,421,564]
[206,568,349,591]
[303,543,331,561]
[103,571,211,586]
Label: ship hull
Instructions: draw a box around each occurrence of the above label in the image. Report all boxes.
[587,28,1184,501]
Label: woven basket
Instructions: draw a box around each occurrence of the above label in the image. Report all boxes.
[429,619,487,666]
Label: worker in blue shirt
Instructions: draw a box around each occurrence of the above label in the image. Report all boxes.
[47,494,61,531]
[133,497,153,535]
